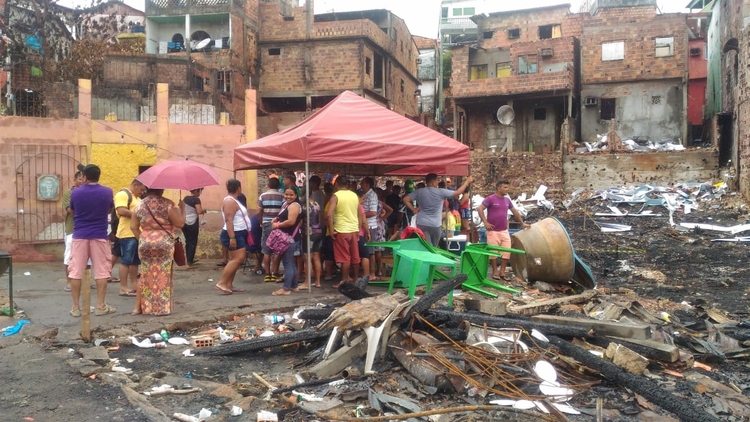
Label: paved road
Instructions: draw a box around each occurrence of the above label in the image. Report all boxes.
[1,260,351,342]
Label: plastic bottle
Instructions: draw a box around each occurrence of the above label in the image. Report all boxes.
[264,314,290,324]
[160,329,169,341]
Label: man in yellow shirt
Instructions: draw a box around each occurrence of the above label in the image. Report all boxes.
[114,179,146,296]
[326,176,368,288]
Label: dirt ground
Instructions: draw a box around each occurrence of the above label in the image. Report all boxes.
[2,188,750,421]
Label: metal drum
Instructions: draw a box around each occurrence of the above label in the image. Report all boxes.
[510,218,575,284]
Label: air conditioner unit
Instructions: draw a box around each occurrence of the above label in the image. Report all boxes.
[540,48,554,57]
[584,96,598,107]
[690,47,701,56]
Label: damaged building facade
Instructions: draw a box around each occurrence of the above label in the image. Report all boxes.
[579,1,688,144]
[448,0,693,152]
[449,4,581,153]
[256,3,419,134]
[700,0,750,198]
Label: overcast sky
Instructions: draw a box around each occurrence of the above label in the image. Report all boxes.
[59,0,693,38]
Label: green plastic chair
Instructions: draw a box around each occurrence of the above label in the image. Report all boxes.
[459,243,525,298]
[366,237,459,305]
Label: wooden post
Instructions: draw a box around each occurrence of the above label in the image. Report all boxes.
[81,269,91,342]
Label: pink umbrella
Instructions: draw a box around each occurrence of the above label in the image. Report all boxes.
[136,160,221,191]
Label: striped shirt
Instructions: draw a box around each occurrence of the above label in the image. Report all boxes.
[259,190,284,223]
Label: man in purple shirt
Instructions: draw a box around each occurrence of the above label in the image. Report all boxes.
[68,164,116,317]
[477,180,529,281]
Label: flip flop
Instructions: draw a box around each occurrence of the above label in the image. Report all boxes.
[94,304,116,316]
[230,287,244,293]
[107,277,120,283]
[314,283,321,288]
[69,308,81,317]
[216,262,228,267]
[215,284,233,295]
[64,286,72,292]
[118,291,137,297]
[271,289,290,296]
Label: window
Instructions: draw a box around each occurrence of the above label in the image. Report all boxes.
[452,7,461,16]
[268,48,281,56]
[464,7,475,15]
[655,37,674,57]
[538,24,561,40]
[602,41,624,61]
[483,31,494,39]
[470,64,488,80]
[518,55,537,74]
[508,28,520,39]
[218,70,230,93]
[400,79,405,93]
[704,44,708,60]
[392,28,398,41]
[534,108,547,120]
[190,30,210,42]
[496,63,511,78]
[441,7,448,18]
[651,96,661,104]
[600,98,616,120]
[373,53,383,90]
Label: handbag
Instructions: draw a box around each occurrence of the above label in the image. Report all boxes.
[145,202,186,266]
[266,219,302,255]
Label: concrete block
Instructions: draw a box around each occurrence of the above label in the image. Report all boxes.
[606,343,649,375]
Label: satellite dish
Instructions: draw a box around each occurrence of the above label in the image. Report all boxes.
[496,105,515,125]
[195,38,212,50]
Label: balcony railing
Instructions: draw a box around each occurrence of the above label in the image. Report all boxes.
[439,17,476,31]
[146,0,244,16]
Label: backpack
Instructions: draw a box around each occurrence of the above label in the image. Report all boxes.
[110,189,133,236]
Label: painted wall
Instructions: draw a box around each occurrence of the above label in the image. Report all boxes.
[581,79,684,142]
[0,80,258,261]
[688,79,707,126]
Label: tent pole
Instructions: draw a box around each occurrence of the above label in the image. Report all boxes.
[305,161,312,292]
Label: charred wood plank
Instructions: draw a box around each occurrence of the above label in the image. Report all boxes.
[192,328,332,356]
[547,335,719,422]
[400,274,468,328]
[426,309,593,339]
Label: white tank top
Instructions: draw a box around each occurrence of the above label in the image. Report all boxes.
[221,196,251,232]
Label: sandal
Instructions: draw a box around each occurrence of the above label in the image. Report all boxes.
[107,277,120,283]
[64,286,72,292]
[215,284,233,295]
[297,283,309,290]
[216,262,228,267]
[69,308,81,317]
[264,275,275,283]
[314,283,321,288]
[118,290,137,297]
[94,304,116,316]
[271,289,291,296]
[230,287,244,293]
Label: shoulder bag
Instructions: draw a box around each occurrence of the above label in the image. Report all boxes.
[145,202,186,266]
[227,196,253,246]
[266,204,302,255]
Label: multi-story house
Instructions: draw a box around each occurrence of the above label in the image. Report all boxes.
[700,0,750,197]
[257,2,419,134]
[448,4,581,153]
[414,35,439,120]
[95,0,261,124]
[579,0,688,143]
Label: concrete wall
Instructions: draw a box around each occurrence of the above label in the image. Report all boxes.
[581,79,684,142]
[0,80,259,261]
[563,150,719,189]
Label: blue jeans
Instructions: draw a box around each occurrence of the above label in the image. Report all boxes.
[281,240,299,291]
[119,237,140,266]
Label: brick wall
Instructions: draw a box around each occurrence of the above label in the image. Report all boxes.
[450,36,577,98]
[470,151,564,198]
[477,5,581,49]
[738,25,750,199]
[581,8,687,84]
[103,54,189,89]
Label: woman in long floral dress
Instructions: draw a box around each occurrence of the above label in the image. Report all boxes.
[130,188,185,315]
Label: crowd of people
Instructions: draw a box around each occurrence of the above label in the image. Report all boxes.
[63,165,528,317]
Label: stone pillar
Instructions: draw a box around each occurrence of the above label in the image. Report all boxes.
[77,79,92,156]
[156,83,169,159]
[244,89,259,210]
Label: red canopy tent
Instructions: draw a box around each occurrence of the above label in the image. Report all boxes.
[233,91,469,176]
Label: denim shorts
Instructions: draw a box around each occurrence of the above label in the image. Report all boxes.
[119,237,140,266]
[220,229,249,250]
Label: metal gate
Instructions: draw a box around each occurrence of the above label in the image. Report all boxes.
[15,145,88,244]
